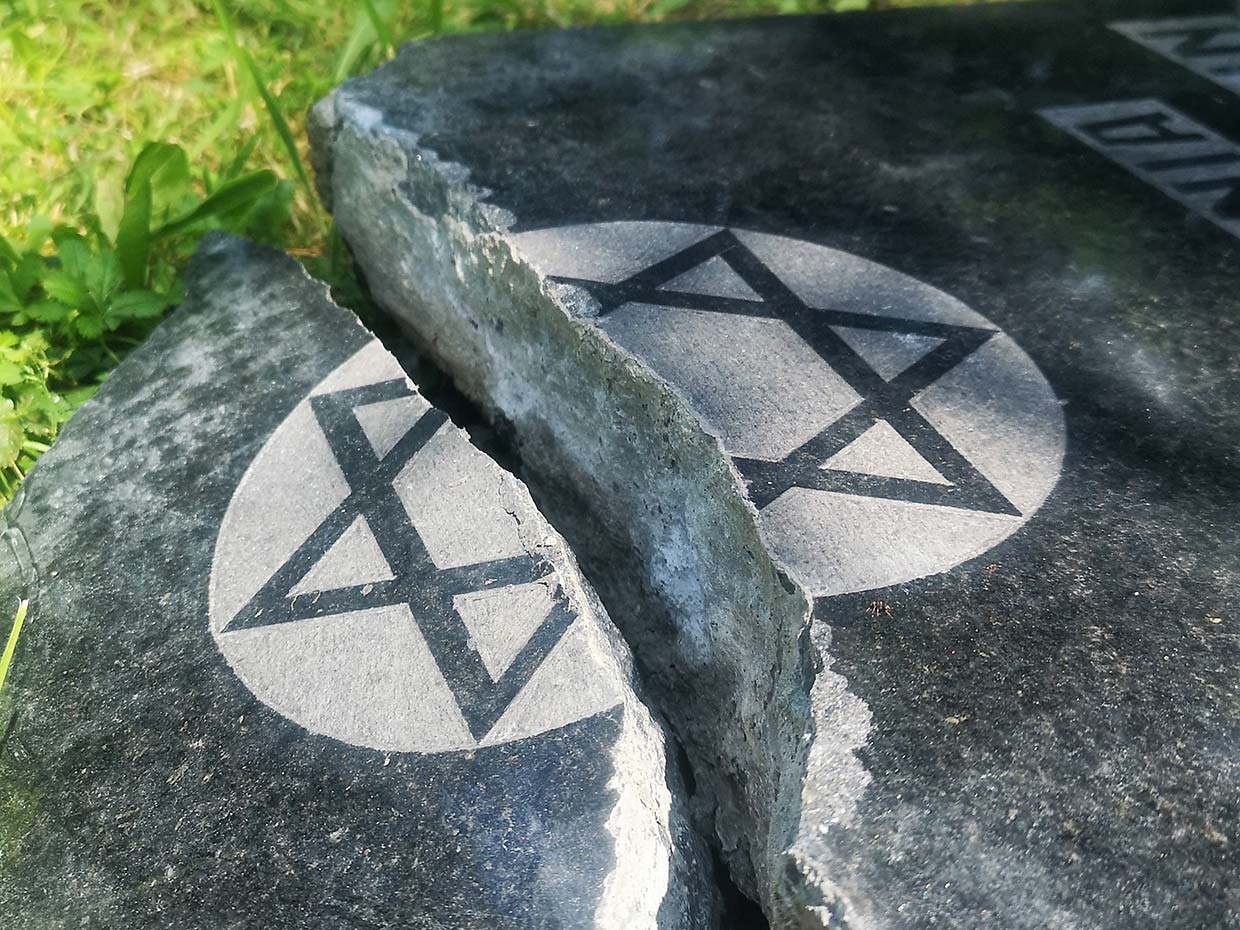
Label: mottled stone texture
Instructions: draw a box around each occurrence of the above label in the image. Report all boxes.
[0,236,716,929]
[312,1,1240,927]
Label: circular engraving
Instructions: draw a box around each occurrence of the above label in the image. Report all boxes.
[514,222,1066,598]
[209,342,620,753]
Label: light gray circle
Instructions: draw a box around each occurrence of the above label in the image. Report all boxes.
[513,222,1067,597]
[209,343,620,753]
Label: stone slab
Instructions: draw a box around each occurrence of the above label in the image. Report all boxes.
[312,2,1240,927]
[0,236,716,929]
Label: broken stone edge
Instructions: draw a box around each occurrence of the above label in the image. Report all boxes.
[0,233,716,930]
[192,235,721,930]
[311,71,873,927]
[199,235,728,930]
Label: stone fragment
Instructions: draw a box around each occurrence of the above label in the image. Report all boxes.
[311,3,1240,927]
[0,236,716,929]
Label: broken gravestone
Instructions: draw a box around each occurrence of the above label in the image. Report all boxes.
[0,235,717,929]
[311,1,1240,927]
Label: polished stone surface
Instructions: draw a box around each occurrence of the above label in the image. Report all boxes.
[0,236,715,929]
[313,2,1240,926]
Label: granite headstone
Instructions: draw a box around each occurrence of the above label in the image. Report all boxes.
[0,236,716,928]
[312,2,1240,927]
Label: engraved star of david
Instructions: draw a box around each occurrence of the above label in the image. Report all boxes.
[552,229,1020,518]
[221,379,574,741]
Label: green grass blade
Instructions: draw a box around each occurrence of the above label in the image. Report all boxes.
[222,135,261,182]
[154,170,279,239]
[0,234,18,267]
[430,0,444,35]
[186,93,246,164]
[210,0,239,47]
[211,0,325,234]
[0,599,28,696]
[333,14,378,84]
[239,48,324,231]
[358,0,395,57]
[124,142,185,196]
[115,179,152,289]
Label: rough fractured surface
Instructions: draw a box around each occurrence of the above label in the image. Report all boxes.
[0,235,716,929]
[313,1,1240,927]
[313,83,843,930]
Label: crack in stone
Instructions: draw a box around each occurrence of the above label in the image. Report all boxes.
[357,314,763,927]
[312,90,874,927]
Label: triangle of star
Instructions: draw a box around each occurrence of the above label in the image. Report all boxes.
[658,255,760,301]
[457,584,556,681]
[829,326,945,383]
[289,515,395,596]
[353,395,428,458]
[821,419,951,486]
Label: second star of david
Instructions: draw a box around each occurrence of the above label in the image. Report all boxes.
[551,229,1020,518]
[221,379,574,742]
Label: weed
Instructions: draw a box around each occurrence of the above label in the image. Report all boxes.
[0,599,27,697]
[0,139,288,495]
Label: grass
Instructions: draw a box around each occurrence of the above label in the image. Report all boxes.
[0,600,26,697]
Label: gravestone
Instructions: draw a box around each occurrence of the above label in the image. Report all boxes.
[311,1,1240,927]
[0,236,717,929]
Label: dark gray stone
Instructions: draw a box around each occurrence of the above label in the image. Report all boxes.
[311,2,1240,927]
[0,236,717,929]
